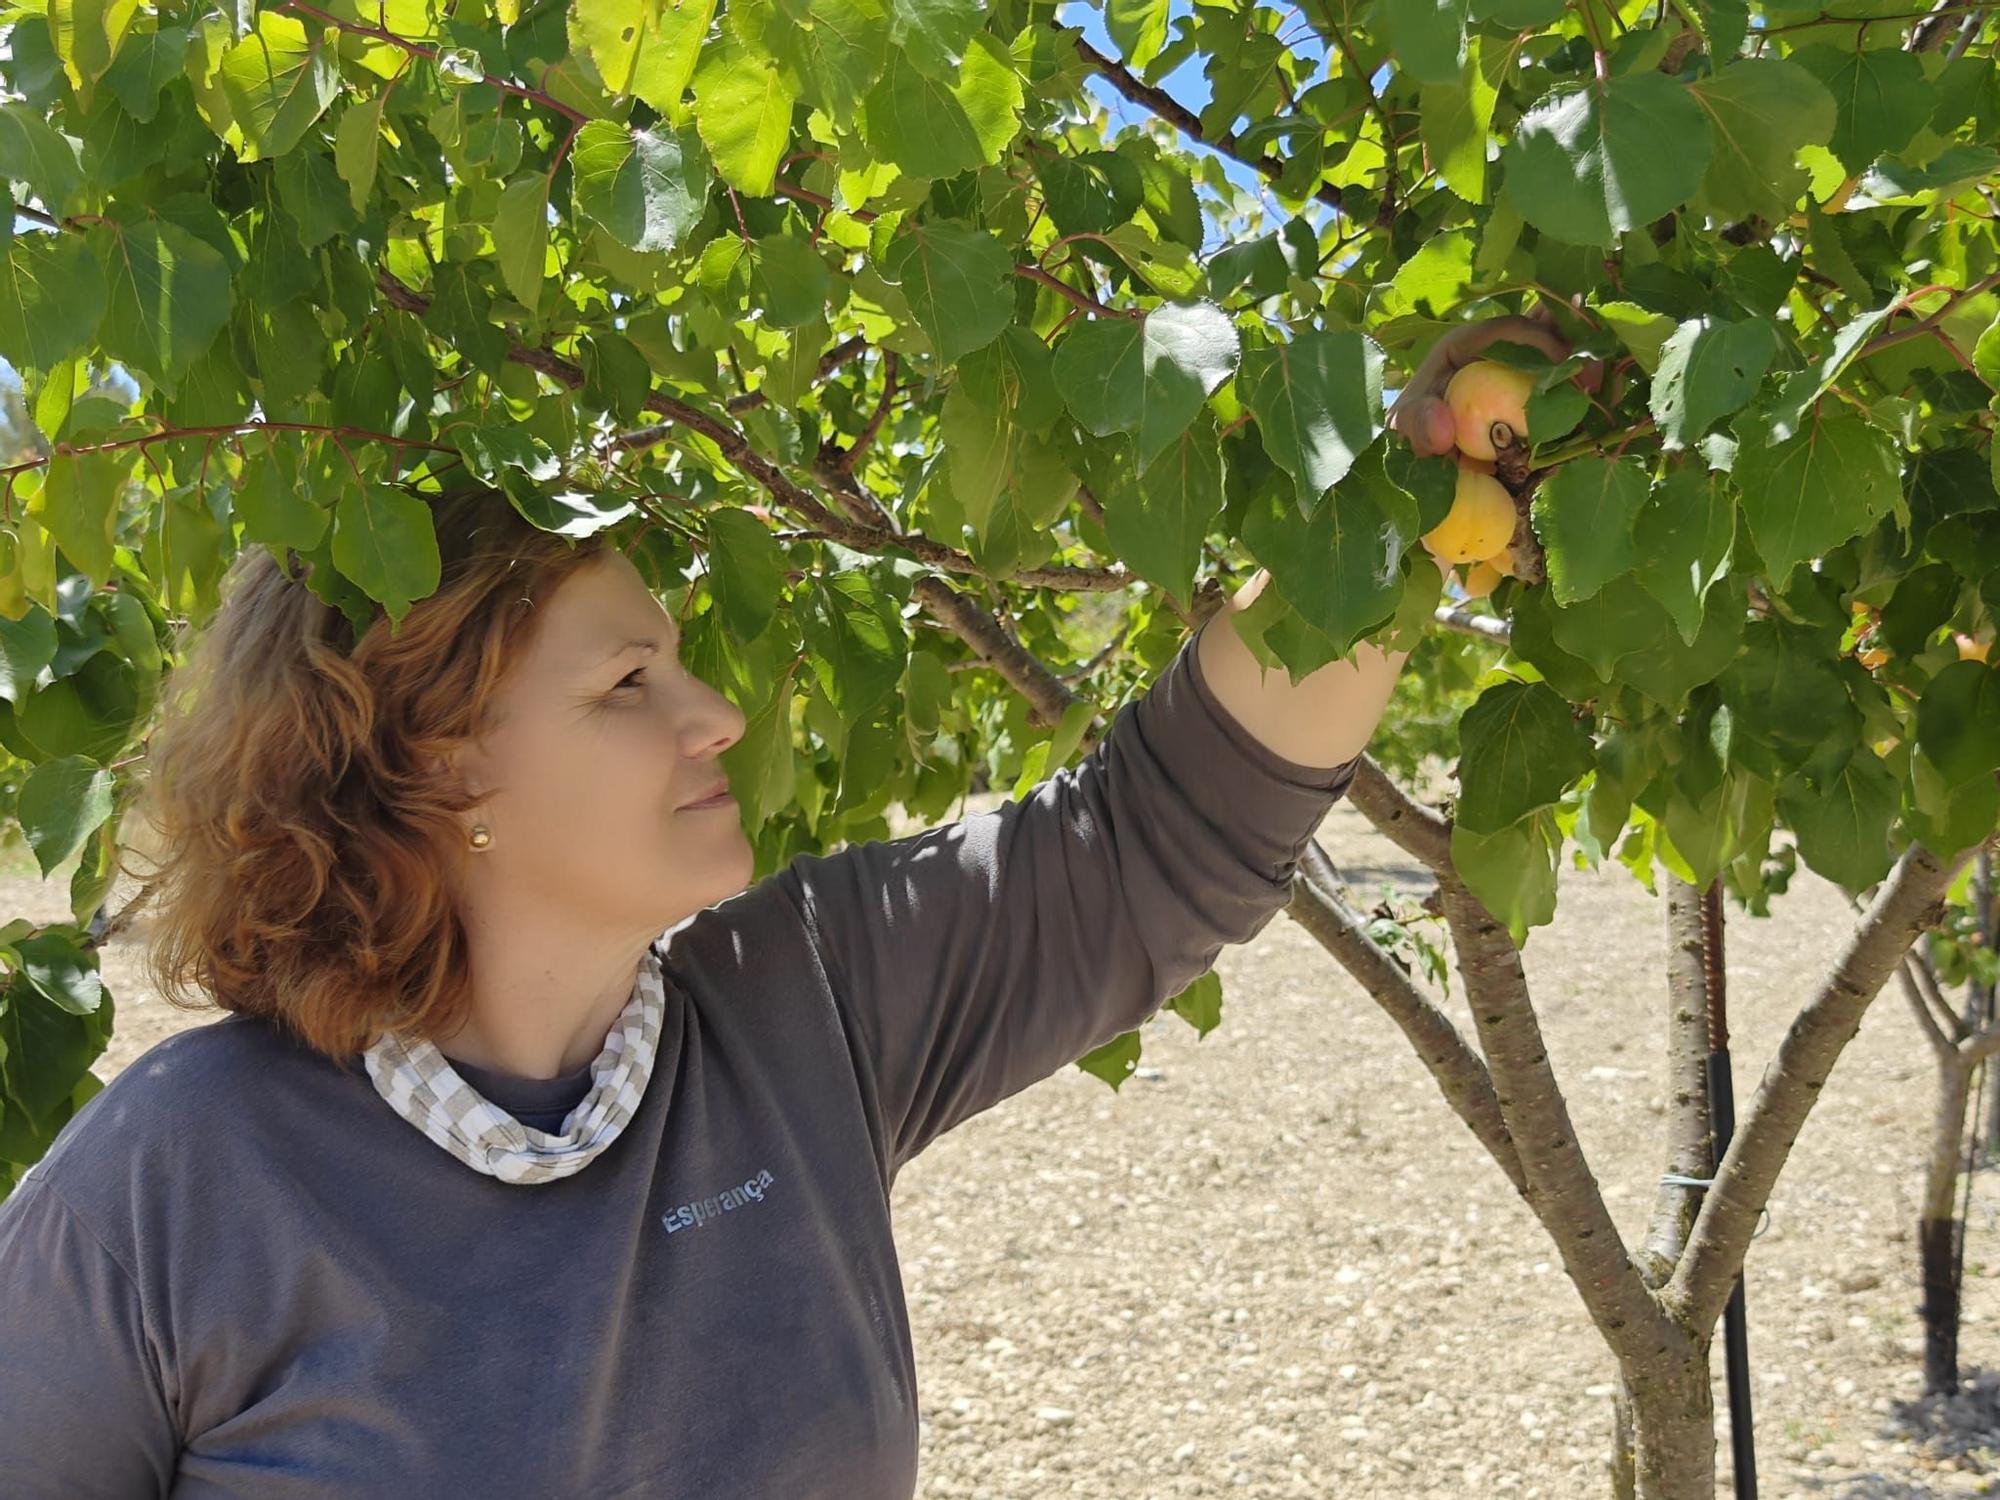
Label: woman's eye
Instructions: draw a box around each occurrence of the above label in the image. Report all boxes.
[615,669,646,692]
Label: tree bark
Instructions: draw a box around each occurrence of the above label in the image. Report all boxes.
[1663,836,1982,1335]
[1625,1353,1720,1500]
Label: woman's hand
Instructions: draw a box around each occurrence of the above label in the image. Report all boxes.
[1386,311,1580,459]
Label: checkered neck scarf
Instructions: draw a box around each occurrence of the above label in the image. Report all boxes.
[360,915,696,1185]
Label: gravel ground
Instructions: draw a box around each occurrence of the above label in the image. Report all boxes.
[23,780,2000,1499]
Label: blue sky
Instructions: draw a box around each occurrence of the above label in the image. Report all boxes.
[1060,0,1345,254]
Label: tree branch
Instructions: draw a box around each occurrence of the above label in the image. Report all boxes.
[375,268,1136,595]
[1663,833,1990,1334]
[1286,841,1528,1196]
[1059,25,1347,221]
[1435,867,1682,1369]
[1901,953,1961,1059]
[1434,602,1512,644]
[1340,755,1455,873]
[911,574,1092,731]
[1637,875,1721,1288]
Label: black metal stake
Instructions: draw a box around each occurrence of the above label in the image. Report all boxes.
[1703,879,1757,1499]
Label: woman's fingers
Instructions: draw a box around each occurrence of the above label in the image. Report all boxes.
[1387,392,1457,456]
[1416,398,1456,456]
[1454,314,1570,366]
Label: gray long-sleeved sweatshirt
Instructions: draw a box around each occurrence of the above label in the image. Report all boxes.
[0,625,1360,1498]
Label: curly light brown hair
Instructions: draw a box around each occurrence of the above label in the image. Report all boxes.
[122,483,618,1066]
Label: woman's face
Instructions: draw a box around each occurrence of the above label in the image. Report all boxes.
[450,547,753,947]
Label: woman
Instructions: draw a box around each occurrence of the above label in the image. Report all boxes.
[0,317,1557,1496]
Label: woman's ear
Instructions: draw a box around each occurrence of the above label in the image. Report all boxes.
[447,739,496,809]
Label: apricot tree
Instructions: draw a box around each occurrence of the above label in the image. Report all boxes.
[0,0,1995,1495]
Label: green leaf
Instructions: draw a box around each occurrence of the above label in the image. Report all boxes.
[0,605,59,704]
[217,8,339,161]
[1166,969,1223,1039]
[1788,44,1929,174]
[1909,746,2000,862]
[233,449,329,553]
[1591,299,1679,376]
[571,0,715,115]
[1976,311,2000,388]
[1678,0,1748,61]
[1106,0,1171,71]
[1075,1027,1142,1089]
[877,219,1015,365]
[1686,59,1836,221]
[334,90,388,217]
[493,174,550,315]
[273,148,356,249]
[1501,74,1713,247]
[48,0,140,106]
[1103,415,1224,611]
[957,325,1063,431]
[859,32,1021,179]
[1240,460,1408,661]
[1715,616,1857,767]
[1753,303,1895,442]
[102,22,187,123]
[1469,0,1567,24]
[1529,456,1648,606]
[1454,678,1596,835]
[886,0,983,79]
[705,506,785,644]
[1419,37,1498,204]
[16,755,115,878]
[1450,808,1561,948]
[1734,413,1901,591]
[801,570,907,724]
[750,232,831,328]
[733,0,887,117]
[331,481,442,628]
[571,119,710,255]
[1633,465,1735,645]
[0,230,107,372]
[0,104,85,217]
[721,669,797,827]
[1052,300,1240,471]
[1240,329,1386,515]
[1381,0,1468,86]
[39,448,128,586]
[1776,751,1898,892]
[1648,317,1777,450]
[691,32,798,195]
[12,929,105,1017]
[1916,661,2000,790]
[91,218,232,394]
[1382,230,1474,319]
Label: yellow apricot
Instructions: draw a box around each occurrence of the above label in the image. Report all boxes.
[1859,646,1889,670]
[1483,540,1523,579]
[1955,631,1992,663]
[1444,360,1536,462]
[1461,559,1502,599]
[1422,464,1518,564]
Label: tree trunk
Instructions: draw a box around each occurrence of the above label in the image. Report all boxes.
[1608,878,1726,1496]
[1627,1354,1720,1500]
[1610,1375,1637,1500]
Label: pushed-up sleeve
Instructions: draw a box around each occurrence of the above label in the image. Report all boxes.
[0,1172,180,1498]
[777,622,1362,1179]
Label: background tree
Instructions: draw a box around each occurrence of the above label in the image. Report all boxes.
[0,0,1996,1494]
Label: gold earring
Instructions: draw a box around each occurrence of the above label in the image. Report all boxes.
[469,823,492,850]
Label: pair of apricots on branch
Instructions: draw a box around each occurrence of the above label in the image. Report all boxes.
[1415,361,1539,601]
